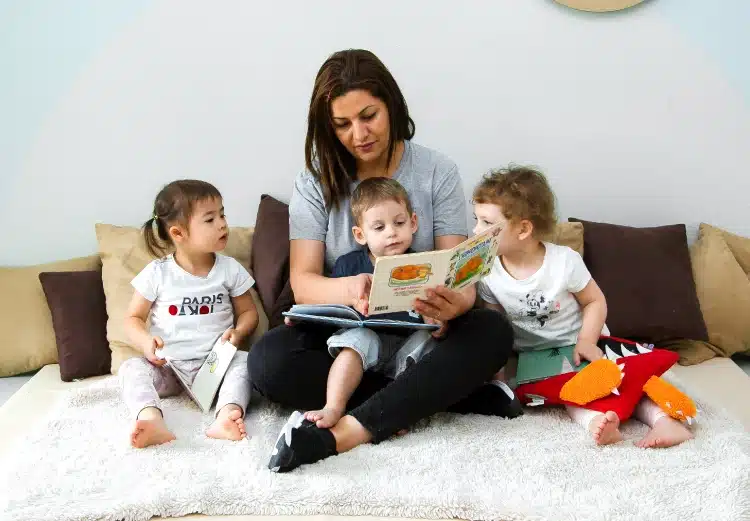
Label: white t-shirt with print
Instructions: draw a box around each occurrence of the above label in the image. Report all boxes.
[478,242,608,351]
[131,253,255,361]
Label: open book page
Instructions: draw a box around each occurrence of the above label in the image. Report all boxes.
[282,304,439,330]
[283,304,364,328]
[367,222,504,315]
[443,222,503,290]
[515,345,588,385]
[164,338,237,412]
[363,318,440,330]
[367,250,453,315]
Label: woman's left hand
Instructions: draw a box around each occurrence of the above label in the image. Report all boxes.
[413,285,470,330]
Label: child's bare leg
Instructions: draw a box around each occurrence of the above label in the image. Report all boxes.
[634,397,693,448]
[306,348,364,428]
[567,405,622,446]
[119,357,179,449]
[207,403,246,441]
[131,407,176,448]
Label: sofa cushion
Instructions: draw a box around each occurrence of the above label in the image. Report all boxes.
[549,222,584,256]
[39,271,111,381]
[686,223,750,360]
[569,218,708,344]
[96,224,268,374]
[0,255,101,377]
[251,195,294,328]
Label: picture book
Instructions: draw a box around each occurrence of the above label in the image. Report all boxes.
[367,222,503,315]
[162,338,237,412]
[282,304,440,331]
[515,345,589,385]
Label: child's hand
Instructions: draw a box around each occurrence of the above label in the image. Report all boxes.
[221,328,241,346]
[347,274,372,315]
[144,336,166,367]
[424,316,448,338]
[574,342,603,366]
[352,298,369,316]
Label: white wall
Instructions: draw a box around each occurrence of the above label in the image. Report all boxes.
[2,0,749,266]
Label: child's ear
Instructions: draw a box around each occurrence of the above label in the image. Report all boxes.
[410,212,418,234]
[352,226,368,246]
[518,220,534,241]
[169,225,186,244]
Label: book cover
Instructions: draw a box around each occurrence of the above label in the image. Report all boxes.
[163,338,237,412]
[282,304,440,331]
[515,345,589,385]
[367,222,503,315]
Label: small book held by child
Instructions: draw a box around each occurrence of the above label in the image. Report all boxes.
[515,345,589,385]
[367,222,503,315]
[282,304,440,331]
[162,338,237,412]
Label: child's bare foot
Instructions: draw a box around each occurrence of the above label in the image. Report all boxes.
[635,416,693,449]
[589,411,623,446]
[207,406,247,441]
[131,408,175,448]
[304,407,344,428]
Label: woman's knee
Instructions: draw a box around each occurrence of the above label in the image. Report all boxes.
[454,308,514,357]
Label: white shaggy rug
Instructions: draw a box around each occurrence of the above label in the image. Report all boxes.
[1,372,749,521]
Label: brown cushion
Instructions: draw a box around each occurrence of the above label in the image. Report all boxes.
[569,218,708,344]
[38,271,111,381]
[549,222,584,256]
[251,195,295,328]
[685,223,750,360]
[0,255,101,377]
[96,224,268,374]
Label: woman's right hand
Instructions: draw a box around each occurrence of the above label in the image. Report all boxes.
[144,336,166,366]
[348,273,373,316]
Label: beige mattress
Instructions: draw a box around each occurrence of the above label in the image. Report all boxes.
[1,360,748,521]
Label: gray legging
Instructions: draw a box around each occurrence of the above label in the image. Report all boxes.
[247,308,514,442]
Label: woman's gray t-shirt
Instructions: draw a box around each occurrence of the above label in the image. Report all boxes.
[289,141,468,273]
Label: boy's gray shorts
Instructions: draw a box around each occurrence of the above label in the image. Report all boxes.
[327,327,436,379]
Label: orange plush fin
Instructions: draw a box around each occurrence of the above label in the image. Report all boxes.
[642,376,697,424]
[559,359,624,406]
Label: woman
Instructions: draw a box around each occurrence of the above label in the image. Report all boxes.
[249,49,517,473]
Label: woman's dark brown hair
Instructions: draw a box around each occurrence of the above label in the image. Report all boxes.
[305,49,415,210]
[143,179,222,258]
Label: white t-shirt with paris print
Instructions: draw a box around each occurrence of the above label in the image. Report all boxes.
[478,242,608,352]
[131,253,255,361]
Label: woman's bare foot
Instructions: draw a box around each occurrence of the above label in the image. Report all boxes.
[206,405,247,441]
[589,411,623,446]
[304,407,344,428]
[131,407,175,448]
[635,416,693,449]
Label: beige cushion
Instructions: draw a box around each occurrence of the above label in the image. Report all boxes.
[0,256,101,377]
[686,223,750,360]
[549,222,584,256]
[96,224,268,374]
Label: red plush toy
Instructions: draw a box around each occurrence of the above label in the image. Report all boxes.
[515,336,684,422]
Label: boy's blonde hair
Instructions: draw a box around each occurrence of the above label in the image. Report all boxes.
[473,166,557,238]
[351,177,414,225]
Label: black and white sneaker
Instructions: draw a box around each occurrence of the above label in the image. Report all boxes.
[268,411,338,473]
[487,380,524,419]
[462,380,524,419]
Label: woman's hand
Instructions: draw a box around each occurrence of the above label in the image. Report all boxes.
[413,285,471,325]
[348,273,372,316]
